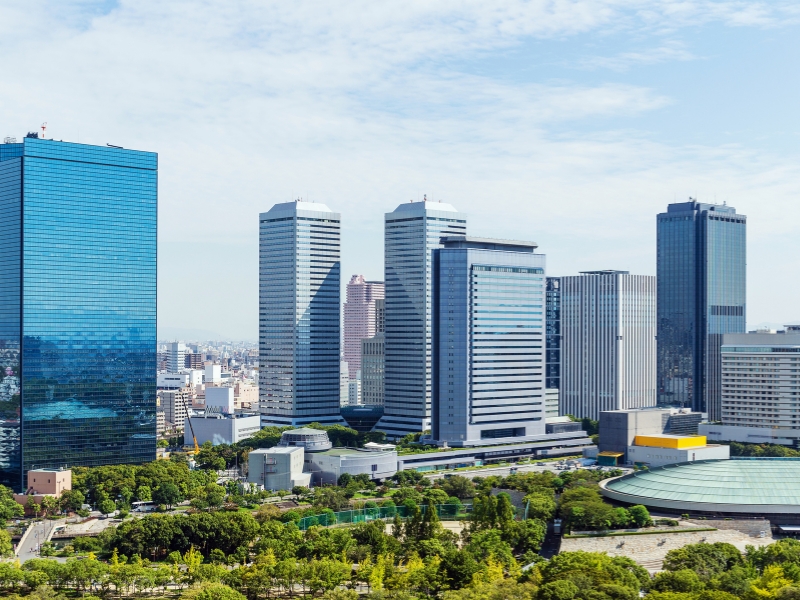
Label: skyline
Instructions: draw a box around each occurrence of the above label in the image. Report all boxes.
[3,1,799,340]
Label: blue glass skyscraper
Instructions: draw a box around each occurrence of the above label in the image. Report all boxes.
[259,201,345,427]
[0,136,157,490]
[657,200,746,419]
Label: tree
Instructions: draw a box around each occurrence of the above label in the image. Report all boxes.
[26,496,41,518]
[153,482,183,509]
[40,495,59,516]
[59,489,85,513]
[422,488,450,506]
[663,542,743,581]
[628,505,652,527]
[539,580,580,600]
[181,581,247,600]
[292,486,310,498]
[441,476,475,500]
[0,486,23,525]
[99,499,116,516]
[652,569,705,593]
[524,491,556,521]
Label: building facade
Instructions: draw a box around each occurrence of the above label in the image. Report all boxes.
[432,236,547,446]
[259,202,344,426]
[374,201,467,438]
[561,271,657,421]
[657,200,747,419]
[0,137,157,490]
[718,332,800,429]
[546,277,561,407]
[167,342,186,373]
[361,333,385,406]
[343,276,384,377]
[159,387,191,429]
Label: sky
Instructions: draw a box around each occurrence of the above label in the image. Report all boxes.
[1,0,799,341]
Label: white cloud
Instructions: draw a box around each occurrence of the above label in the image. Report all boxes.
[0,0,798,339]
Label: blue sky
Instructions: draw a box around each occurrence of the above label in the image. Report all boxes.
[1,1,799,340]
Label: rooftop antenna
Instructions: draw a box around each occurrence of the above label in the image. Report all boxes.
[40,122,47,139]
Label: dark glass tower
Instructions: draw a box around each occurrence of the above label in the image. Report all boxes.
[0,136,157,490]
[657,200,746,420]
[545,277,561,391]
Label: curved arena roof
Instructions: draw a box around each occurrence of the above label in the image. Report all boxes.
[600,458,800,514]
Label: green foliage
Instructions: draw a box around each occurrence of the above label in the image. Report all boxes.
[729,442,800,458]
[181,581,247,600]
[153,482,183,508]
[440,475,475,499]
[0,484,24,525]
[663,542,744,581]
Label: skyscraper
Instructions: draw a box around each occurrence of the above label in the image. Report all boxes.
[546,277,561,381]
[343,275,384,377]
[0,136,157,490]
[432,236,546,446]
[361,298,386,407]
[657,200,746,419]
[561,271,657,421]
[259,201,345,426]
[374,201,467,438]
[167,342,186,373]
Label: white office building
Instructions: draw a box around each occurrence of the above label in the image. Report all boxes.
[167,342,186,373]
[374,200,467,438]
[432,236,547,446]
[561,271,657,420]
[259,201,345,426]
[700,329,800,444]
[158,373,190,389]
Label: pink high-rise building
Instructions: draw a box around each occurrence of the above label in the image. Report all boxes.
[344,275,385,377]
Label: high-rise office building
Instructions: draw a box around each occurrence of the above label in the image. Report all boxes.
[259,201,344,426]
[343,275,384,377]
[361,334,385,406]
[432,236,547,446]
[545,277,561,413]
[0,136,157,490]
[167,342,186,373]
[657,200,746,419]
[374,201,467,438]
[561,271,657,421]
[360,298,386,407]
[720,331,800,428]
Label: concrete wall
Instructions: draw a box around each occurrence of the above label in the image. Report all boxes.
[186,414,260,446]
[27,469,71,495]
[627,443,730,467]
[308,450,397,486]
[700,423,800,445]
[206,386,234,414]
[248,447,310,491]
[599,410,665,456]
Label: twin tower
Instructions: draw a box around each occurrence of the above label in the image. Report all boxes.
[258,200,549,446]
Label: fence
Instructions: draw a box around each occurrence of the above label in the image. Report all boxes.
[297,503,471,531]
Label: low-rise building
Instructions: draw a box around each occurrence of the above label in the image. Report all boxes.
[248,447,311,491]
[625,434,729,468]
[598,407,703,463]
[158,373,190,389]
[14,469,71,508]
[307,448,397,486]
[185,412,261,446]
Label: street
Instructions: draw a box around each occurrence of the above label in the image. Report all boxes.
[16,520,57,563]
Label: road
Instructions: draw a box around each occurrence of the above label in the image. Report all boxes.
[17,519,64,563]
